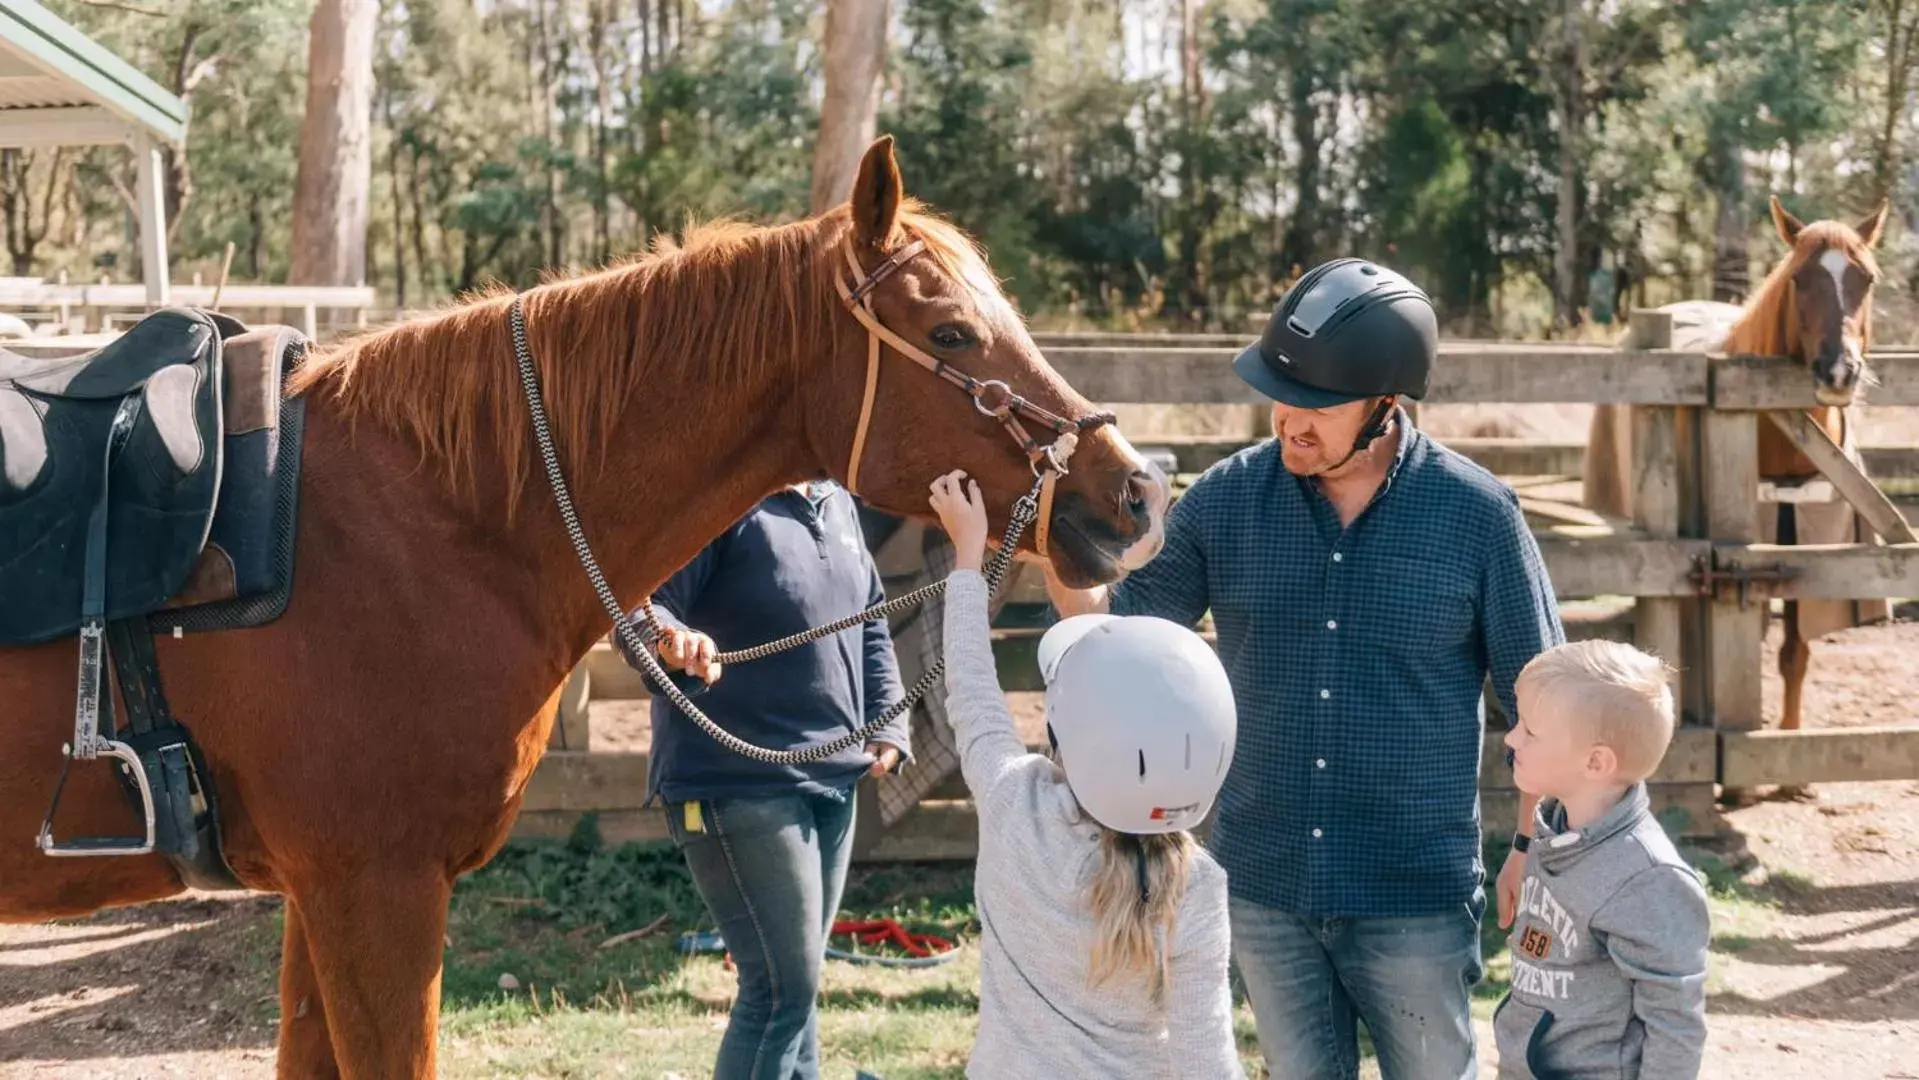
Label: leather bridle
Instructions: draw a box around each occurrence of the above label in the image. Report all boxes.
[832,237,1116,558]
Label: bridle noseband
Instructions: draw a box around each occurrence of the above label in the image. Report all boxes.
[833,237,1117,559]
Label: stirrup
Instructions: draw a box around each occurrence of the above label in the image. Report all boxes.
[35,622,158,857]
[37,741,158,857]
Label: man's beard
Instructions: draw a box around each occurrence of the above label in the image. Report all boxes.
[1281,441,1368,477]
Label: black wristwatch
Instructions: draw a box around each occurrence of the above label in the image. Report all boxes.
[1511,832,1532,853]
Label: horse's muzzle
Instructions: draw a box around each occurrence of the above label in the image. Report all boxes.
[1046,467,1168,584]
[1812,347,1862,406]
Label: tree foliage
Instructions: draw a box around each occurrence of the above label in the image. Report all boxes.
[29,0,1919,335]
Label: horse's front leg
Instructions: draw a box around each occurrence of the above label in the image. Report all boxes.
[1779,599,1811,732]
[1776,599,1815,799]
[290,868,453,1079]
[276,898,342,1080]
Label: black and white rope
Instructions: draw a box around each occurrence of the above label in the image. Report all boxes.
[510,297,1039,765]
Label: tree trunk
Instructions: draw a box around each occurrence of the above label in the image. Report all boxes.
[409,146,432,295]
[1279,58,1319,276]
[381,79,407,312]
[290,0,379,286]
[2,149,64,276]
[1709,129,1748,303]
[1872,0,1916,206]
[809,0,891,215]
[151,23,219,247]
[1175,0,1208,324]
[533,0,564,271]
[589,0,612,264]
[246,193,263,279]
[639,0,652,76]
[1553,0,1584,332]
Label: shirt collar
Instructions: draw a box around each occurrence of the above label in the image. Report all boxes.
[782,480,840,509]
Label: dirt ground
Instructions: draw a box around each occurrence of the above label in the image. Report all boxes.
[3,778,1913,1078]
[5,611,1915,1077]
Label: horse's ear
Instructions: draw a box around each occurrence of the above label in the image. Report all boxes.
[850,136,903,250]
[1771,194,1806,245]
[1855,200,1891,247]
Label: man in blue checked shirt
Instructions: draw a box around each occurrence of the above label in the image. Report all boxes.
[1044,258,1564,1080]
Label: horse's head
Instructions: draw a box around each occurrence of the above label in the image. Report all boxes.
[1769,194,1888,406]
[806,138,1168,587]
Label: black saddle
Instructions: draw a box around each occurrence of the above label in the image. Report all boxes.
[0,308,230,640]
[1,307,310,888]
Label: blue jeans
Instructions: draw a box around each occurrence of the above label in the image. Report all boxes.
[664,787,858,1080]
[1229,891,1485,1080]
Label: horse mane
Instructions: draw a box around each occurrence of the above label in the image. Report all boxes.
[1723,219,1880,359]
[288,198,994,518]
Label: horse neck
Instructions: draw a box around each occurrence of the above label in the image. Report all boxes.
[308,318,820,677]
[507,356,814,664]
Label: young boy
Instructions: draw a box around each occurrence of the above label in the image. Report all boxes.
[1497,640,1710,1080]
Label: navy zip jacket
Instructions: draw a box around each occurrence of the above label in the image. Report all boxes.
[619,482,911,805]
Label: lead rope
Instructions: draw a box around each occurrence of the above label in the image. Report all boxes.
[511,297,1042,765]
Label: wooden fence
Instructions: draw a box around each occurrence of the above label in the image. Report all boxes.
[514,321,1919,857]
[0,278,379,339]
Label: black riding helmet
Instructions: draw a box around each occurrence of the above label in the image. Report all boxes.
[1233,257,1438,410]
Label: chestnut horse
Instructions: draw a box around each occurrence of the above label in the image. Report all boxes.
[1585,194,1889,732]
[0,138,1169,1076]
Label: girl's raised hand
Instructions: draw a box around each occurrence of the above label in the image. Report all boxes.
[928,469,989,571]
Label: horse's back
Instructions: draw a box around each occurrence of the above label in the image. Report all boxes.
[1652,300,1742,352]
[1582,300,1741,519]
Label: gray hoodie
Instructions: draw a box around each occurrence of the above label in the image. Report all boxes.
[1493,783,1710,1080]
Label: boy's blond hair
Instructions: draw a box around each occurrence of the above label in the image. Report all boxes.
[1517,641,1677,781]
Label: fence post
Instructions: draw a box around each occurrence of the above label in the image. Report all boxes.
[1626,312,1683,699]
[1628,311,1717,832]
[548,664,593,751]
[1703,381,1764,798]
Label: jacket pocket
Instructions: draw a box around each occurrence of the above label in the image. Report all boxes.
[1492,994,1564,1080]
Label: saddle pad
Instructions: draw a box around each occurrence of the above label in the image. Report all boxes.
[155,326,310,634]
[0,309,226,644]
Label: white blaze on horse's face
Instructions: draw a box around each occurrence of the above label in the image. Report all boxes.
[1796,246,1874,406]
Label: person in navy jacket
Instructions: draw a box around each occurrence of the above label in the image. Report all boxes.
[620,479,908,1080]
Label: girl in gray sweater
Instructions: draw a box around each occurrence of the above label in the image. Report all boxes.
[928,470,1245,1079]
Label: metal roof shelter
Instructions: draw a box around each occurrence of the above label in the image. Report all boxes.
[0,0,186,304]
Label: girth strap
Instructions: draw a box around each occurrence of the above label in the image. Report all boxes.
[105,618,242,890]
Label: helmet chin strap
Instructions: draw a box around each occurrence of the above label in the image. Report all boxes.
[1320,396,1397,475]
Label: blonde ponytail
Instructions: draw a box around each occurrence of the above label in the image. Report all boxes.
[1085,828,1195,1005]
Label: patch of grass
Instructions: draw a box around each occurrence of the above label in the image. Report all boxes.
[428,823,1811,1077]
[432,824,1278,1077]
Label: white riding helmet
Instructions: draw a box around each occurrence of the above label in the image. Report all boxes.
[1038,613,1237,835]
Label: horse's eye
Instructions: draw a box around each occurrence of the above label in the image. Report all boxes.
[929,324,975,350]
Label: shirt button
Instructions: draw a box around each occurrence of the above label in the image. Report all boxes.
[1320,689,1331,700]
[1332,552,1343,562]
[1316,758,1327,769]
[1312,828,1324,838]
[1326,619,1338,630]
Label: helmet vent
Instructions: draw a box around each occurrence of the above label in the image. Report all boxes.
[1217,744,1228,773]
[1184,733,1192,770]
[1137,749,1147,782]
